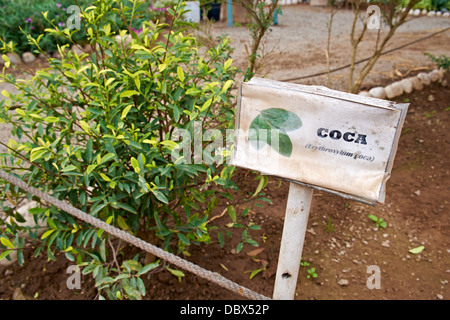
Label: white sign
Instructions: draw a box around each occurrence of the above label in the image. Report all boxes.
[231,78,408,205]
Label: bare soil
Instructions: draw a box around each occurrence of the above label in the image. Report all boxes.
[0,4,449,301]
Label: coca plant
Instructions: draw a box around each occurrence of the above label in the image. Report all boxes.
[0,0,256,299]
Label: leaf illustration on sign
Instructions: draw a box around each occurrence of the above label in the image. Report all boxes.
[248,108,302,157]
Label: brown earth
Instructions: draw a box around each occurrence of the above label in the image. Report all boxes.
[1,72,448,301]
[0,4,449,301]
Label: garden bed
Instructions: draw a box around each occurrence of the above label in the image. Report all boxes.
[1,71,448,300]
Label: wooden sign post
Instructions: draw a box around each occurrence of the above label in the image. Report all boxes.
[230,78,408,300]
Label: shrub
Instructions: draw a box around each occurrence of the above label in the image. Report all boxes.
[0,0,254,300]
[0,0,169,55]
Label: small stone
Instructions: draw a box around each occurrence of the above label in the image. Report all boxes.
[358,91,372,97]
[4,269,13,276]
[417,73,431,86]
[369,87,386,99]
[399,78,413,94]
[7,53,21,64]
[13,288,29,300]
[413,9,421,16]
[421,9,428,15]
[71,44,84,56]
[429,69,440,82]
[381,240,390,248]
[427,94,435,102]
[22,52,36,64]
[83,44,93,54]
[52,51,62,59]
[408,76,424,91]
[338,279,349,286]
[443,12,450,17]
[427,11,436,16]
[437,294,444,300]
[385,82,403,99]
[436,11,442,17]
[415,190,421,196]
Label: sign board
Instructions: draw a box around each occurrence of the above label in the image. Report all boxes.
[230,78,408,205]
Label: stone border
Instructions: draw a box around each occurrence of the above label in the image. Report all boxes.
[0,44,93,65]
[407,8,450,17]
[358,68,446,100]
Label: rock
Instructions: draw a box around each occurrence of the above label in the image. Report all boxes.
[381,240,390,248]
[338,279,349,286]
[428,11,436,16]
[443,12,450,17]
[71,44,84,56]
[7,53,21,65]
[421,9,428,15]
[399,79,413,94]
[427,94,435,102]
[437,294,444,300]
[52,51,62,59]
[369,87,386,99]
[408,76,424,91]
[13,288,30,300]
[385,82,403,99]
[358,91,372,97]
[83,44,93,54]
[22,52,36,64]
[436,11,442,17]
[413,9,421,16]
[5,269,13,276]
[429,69,440,82]
[417,73,431,86]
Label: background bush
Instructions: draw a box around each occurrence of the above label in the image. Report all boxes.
[0,0,170,55]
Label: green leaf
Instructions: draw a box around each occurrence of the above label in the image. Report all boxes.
[166,267,185,282]
[177,66,185,82]
[249,268,263,280]
[227,205,236,223]
[121,105,133,119]
[151,189,168,204]
[100,153,116,164]
[0,250,13,261]
[30,148,48,162]
[177,233,190,245]
[0,237,13,248]
[120,90,139,98]
[217,231,225,248]
[41,229,55,240]
[409,246,425,254]
[136,277,146,296]
[44,116,59,123]
[61,165,77,172]
[137,262,160,276]
[236,242,244,253]
[252,175,268,198]
[123,285,142,300]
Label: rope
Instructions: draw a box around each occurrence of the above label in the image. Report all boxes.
[280,26,450,82]
[0,169,271,301]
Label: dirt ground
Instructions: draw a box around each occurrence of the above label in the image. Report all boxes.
[0,4,449,301]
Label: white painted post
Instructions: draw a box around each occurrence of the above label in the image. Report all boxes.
[273,182,313,300]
